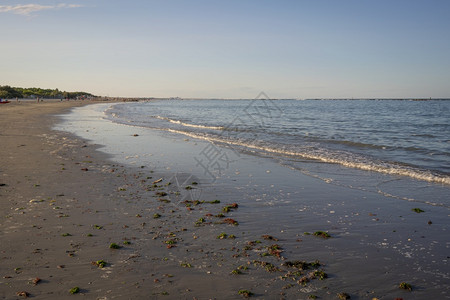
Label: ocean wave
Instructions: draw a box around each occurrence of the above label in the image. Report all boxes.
[155,116,225,130]
[166,128,450,185]
[104,101,450,185]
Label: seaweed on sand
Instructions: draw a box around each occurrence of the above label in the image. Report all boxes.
[313,231,331,239]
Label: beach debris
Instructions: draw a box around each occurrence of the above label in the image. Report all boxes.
[217,232,228,239]
[109,243,122,249]
[262,234,278,241]
[16,291,29,298]
[222,203,238,213]
[93,225,103,230]
[180,262,192,268]
[57,265,65,269]
[252,260,280,272]
[223,218,239,225]
[298,276,310,284]
[337,292,350,299]
[31,277,41,285]
[123,240,131,245]
[266,244,283,258]
[308,294,317,299]
[283,260,321,270]
[238,289,253,298]
[29,198,45,203]
[61,233,72,237]
[412,208,425,213]
[153,213,162,219]
[92,260,107,268]
[280,260,327,285]
[313,231,331,239]
[81,168,88,171]
[399,282,412,291]
[69,286,80,294]
[311,270,328,280]
[216,232,236,239]
[428,220,432,225]
[231,268,243,275]
[195,217,206,225]
[133,134,139,136]
[153,178,163,184]
[164,239,177,248]
[246,240,262,247]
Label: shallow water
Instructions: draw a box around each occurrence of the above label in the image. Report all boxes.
[105,99,450,186]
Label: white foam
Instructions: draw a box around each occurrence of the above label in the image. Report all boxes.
[165,129,450,185]
[155,116,225,130]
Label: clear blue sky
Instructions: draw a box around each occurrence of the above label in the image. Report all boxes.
[1,0,449,98]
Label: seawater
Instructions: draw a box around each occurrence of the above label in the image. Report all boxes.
[104,99,450,186]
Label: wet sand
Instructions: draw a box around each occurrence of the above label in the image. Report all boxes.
[1,100,449,300]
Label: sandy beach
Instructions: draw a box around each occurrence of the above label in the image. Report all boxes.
[1,100,449,300]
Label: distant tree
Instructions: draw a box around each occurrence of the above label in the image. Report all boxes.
[0,85,22,98]
[0,90,8,98]
[0,85,93,99]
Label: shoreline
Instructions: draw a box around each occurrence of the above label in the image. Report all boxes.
[1,101,449,299]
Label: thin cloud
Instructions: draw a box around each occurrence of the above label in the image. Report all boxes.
[0,3,82,16]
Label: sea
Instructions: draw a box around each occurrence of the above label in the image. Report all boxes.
[57,98,450,207]
[104,99,450,184]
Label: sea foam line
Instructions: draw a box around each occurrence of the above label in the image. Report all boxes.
[166,129,450,185]
[155,116,225,130]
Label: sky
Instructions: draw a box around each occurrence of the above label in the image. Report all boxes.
[1,0,449,99]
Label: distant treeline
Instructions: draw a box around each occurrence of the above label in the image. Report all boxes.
[0,85,94,99]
